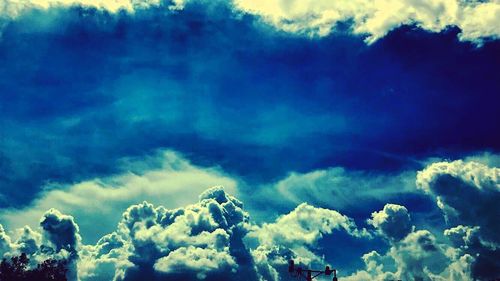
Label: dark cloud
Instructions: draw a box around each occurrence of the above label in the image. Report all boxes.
[40,209,81,254]
[417,160,500,280]
[15,226,41,255]
[417,160,500,241]
[394,230,451,280]
[39,209,80,280]
[0,210,81,279]
[368,204,413,241]
[346,159,500,281]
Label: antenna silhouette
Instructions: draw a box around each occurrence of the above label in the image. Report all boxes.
[288,259,338,281]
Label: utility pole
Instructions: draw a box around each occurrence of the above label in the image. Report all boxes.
[288,260,338,281]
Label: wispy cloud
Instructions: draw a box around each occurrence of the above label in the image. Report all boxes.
[0,151,238,243]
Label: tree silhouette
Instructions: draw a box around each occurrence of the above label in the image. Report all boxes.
[0,253,67,281]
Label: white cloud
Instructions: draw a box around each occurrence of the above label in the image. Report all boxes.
[347,218,473,281]
[390,230,451,280]
[107,186,251,280]
[246,202,370,278]
[0,153,498,280]
[0,150,238,243]
[153,246,237,279]
[0,224,14,257]
[0,186,372,281]
[417,160,499,194]
[0,156,497,281]
[248,203,367,249]
[1,0,498,43]
[75,186,284,281]
[234,0,500,43]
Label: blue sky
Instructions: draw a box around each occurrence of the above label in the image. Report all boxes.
[0,1,499,280]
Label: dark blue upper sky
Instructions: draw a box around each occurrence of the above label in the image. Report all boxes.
[0,1,499,208]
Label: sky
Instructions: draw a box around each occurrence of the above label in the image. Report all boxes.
[0,0,499,280]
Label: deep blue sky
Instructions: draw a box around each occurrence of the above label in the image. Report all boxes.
[1,3,498,207]
[0,1,499,280]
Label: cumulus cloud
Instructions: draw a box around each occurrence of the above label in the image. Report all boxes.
[345,159,500,281]
[0,157,498,280]
[443,225,500,280]
[348,213,472,281]
[249,203,367,248]
[0,186,372,281]
[416,160,499,239]
[79,186,257,281]
[0,150,238,243]
[1,0,499,43]
[234,0,500,43]
[417,160,500,280]
[153,246,237,279]
[0,186,250,281]
[246,202,370,277]
[15,226,41,256]
[391,230,452,280]
[40,209,81,253]
[416,160,499,244]
[108,186,366,281]
[368,204,413,241]
[0,224,13,257]
[0,209,81,280]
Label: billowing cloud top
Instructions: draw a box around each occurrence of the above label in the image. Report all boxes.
[0,186,369,281]
[0,157,499,280]
[40,208,81,253]
[235,0,500,43]
[368,204,412,241]
[416,160,500,242]
[1,0,499,43]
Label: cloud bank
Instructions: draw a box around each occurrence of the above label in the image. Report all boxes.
[1,0,499,43]
[235,0,500,43]
[0,157,498,280]
[0,186,369,281]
